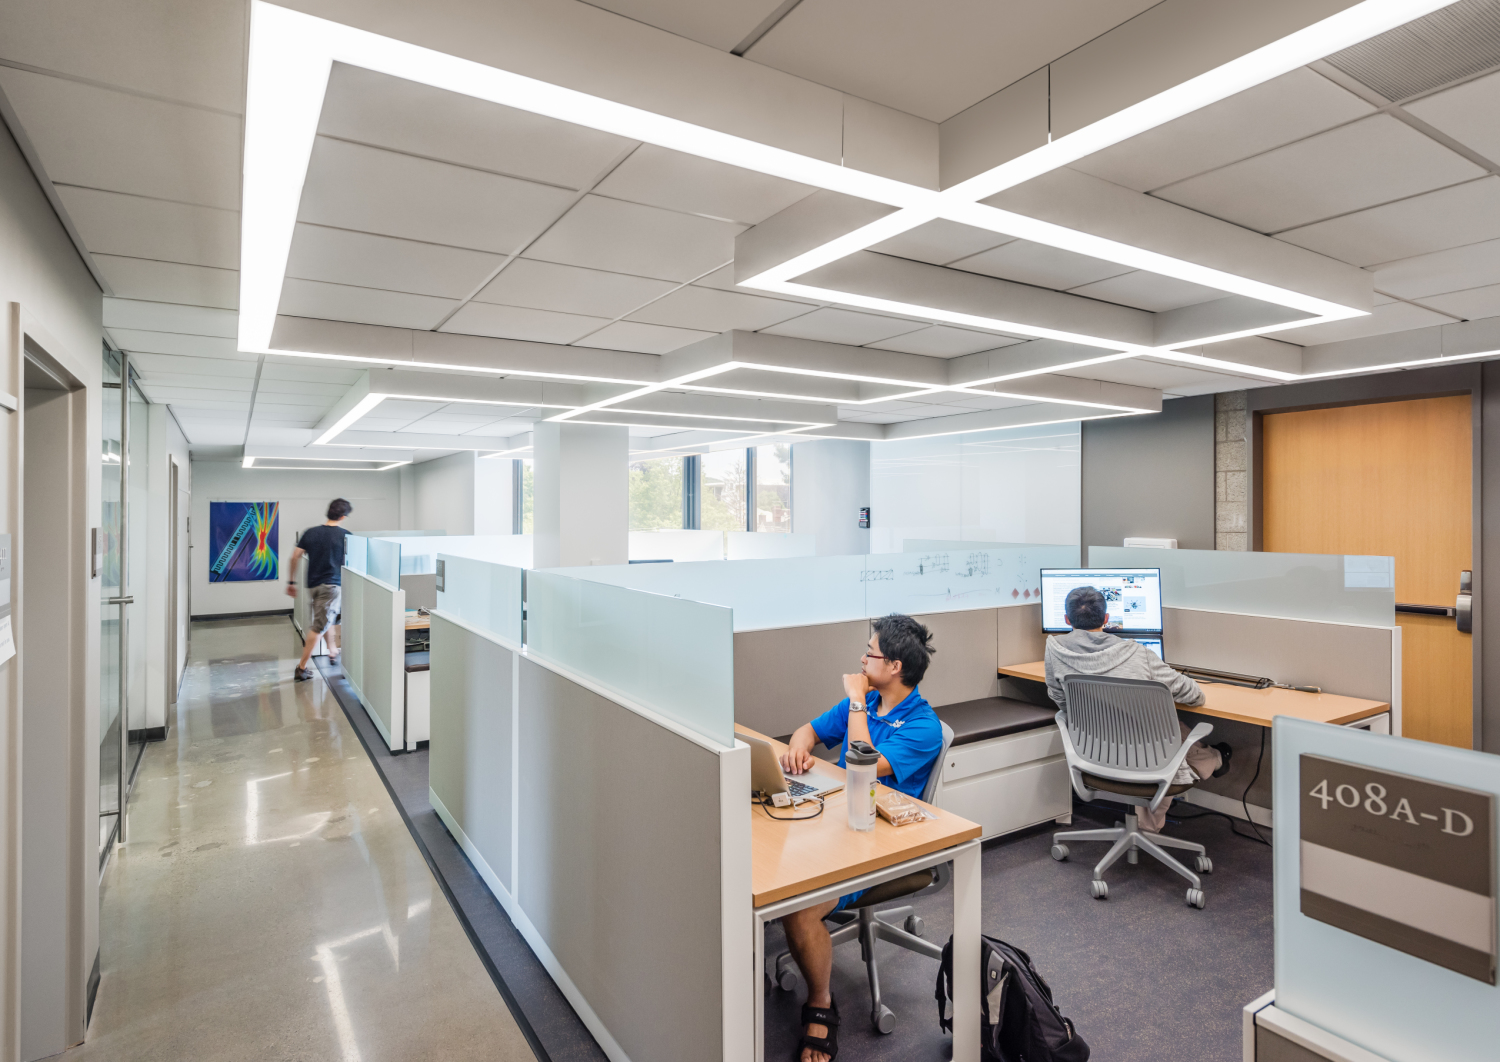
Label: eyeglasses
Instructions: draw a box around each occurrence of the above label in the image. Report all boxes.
[862,650,887,660]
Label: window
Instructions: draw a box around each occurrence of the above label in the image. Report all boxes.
[700,449,747,531]
[755,444,791,533]
[630,456,684,530]
[520,459,534,534]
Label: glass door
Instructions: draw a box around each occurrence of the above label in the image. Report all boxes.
[124,367,150,797]
[99,350,121,859]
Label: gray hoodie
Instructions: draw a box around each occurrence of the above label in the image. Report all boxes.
[1044,629,1204,709]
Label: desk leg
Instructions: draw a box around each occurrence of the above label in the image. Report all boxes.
[952,843,981,1062]
[753,912,765,1062]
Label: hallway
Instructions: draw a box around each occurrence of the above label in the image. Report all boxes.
[59,617,534,1062]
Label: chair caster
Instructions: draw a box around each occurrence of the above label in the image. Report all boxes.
[1126,848,1138,864]
[873,1005,895,1034]
[904,914,925,937]
[1186,888,1206,909]
[773,954,798,991]
[1090,879,1109,900]
[1050,844,1069,861]
[1196,855,1213,874]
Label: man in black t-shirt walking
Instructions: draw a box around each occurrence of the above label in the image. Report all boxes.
[287,498,353,681]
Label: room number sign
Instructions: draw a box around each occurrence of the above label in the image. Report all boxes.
[1300,754,1496,984]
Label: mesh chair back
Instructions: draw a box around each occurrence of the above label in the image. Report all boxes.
[920,721,955,804]
[1060,674,1182,772]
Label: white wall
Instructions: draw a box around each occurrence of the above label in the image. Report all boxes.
[868,423,1082,552]
[190,462,402,617]
[791,439,870,556]
[474,455,514,534]
[534,422,628,567]
[412,450,476,535]
[0,117,105,1056]
[143,406,189,730]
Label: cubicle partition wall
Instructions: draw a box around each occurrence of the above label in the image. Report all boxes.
[338,566,408,750]
[628,529,816,563]
[386,534,533,608]
[428,559,752,1062]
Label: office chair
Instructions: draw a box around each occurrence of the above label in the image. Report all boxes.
[1050,673,1214,908]
[771,720,956,1034]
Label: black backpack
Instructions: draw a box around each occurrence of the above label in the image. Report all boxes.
[935,934,1090,1062]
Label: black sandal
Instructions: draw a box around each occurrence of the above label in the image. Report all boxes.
[796,997,839,1061]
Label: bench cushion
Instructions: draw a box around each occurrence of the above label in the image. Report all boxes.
[935,696,1057,746]
[404,650,430,673]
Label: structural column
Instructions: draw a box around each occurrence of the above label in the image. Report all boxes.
[532,422,628,568]
[791,439,870,556]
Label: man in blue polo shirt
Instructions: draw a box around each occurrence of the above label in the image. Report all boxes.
[776,614,942,1062]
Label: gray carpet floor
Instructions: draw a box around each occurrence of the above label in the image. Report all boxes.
[763,803,1274,1062]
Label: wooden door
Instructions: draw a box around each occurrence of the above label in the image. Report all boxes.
[1262,395,1472,748]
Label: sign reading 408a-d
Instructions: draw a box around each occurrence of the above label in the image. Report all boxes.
[1300,754,1496,984]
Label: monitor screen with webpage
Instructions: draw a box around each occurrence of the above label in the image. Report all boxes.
[1040,568,1163,633]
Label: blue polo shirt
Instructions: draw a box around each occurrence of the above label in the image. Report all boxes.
[810,687,943,799]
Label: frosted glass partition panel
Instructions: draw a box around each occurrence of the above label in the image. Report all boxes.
[898,540,1079,557]
[867,544,1082,616]
[359,530,446,538]
[435,556,524,645]
[397,535,532,574]
[526,571,734,747]
[870,422,1080,553]
[346,534,367,574]
[1088,546,1395,626]
[548,547,1070,631]
[366,537,401,587]
[628,529,721,562]
[726,531,815,559]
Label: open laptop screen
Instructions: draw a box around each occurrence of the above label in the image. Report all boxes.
[1040,567,1163,634]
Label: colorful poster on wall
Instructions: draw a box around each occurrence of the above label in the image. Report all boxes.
[209,501,279,582]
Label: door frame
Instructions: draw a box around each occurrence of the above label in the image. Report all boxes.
[1245,363,1484,751]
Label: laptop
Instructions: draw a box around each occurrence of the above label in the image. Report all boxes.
[1121,633,1165,661]
[744,734,844,804]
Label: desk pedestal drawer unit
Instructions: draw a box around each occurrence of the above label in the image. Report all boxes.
[934,697,1070,840]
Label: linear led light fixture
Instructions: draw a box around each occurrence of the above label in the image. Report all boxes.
[243,455,410,470]
[241,1,1454,401]
[839,408,1151,443]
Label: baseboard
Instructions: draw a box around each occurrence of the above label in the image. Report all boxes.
[128,726,167,743]
[191,608,293,621]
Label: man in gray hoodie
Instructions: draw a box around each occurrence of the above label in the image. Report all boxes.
[1045,585,1230,832]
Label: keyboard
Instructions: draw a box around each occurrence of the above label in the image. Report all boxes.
[785,778,820,800]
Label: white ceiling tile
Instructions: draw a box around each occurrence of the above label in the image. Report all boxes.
[1067,270,1224,311]
[523,195,741,281]
[398,419,495,436]
[253,378,353,399]
[574,0,786,50]
[285,224,504,300]
[1373,238,1500,299]
[868,219,1011,265]
[1270,300,1457,345]
[693,265,824,304]
[474,258,675,318]
[940,393,1030,410]
[1060,357,1251,391]
[299,137,576,254]
[103,299,237,339]
[867,326,1021,357]
[138,386,249,406]
[370,398,448,420]
[951,239,1132,290]
[260,358,365,385]
[277,278,455,330]
[627,285,811,331]
[1278,176,1500,266]
[1071,68,1377,192]
[744,0,1160,122]
[57,186,238,270]
[1417,283,1500,320]
[134,372,251,394]
[123,352,256,377]
[594,144,814,225]
[760,307,927,345]
[94,256,238,309]
[439,303,610,344]
[0,67,241,209]
[106,327,240,359]
[573,320,717,354]
[1404,68,1500,165]
[1155,115,1484,234]
[318,63,635,189]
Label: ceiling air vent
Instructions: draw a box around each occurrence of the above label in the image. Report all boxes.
[1324,0,1500,101]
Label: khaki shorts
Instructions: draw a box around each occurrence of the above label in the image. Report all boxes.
[310,584,342,634]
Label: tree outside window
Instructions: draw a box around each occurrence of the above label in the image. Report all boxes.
[756,444,791,533]
[701,449,747,531]
[630,456,683,530]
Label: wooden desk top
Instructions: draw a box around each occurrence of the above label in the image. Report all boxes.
[997,661,1390,728]
[404,612,430,630]
[741,725,981,908]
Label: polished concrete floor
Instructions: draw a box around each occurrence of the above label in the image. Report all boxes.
[57,616,536,1062]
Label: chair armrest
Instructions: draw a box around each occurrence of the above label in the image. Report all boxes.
[1146,721,1215,811]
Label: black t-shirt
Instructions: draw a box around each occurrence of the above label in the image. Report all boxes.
[299,525,350,587]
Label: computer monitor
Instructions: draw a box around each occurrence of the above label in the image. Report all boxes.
[1040,567,1164,634]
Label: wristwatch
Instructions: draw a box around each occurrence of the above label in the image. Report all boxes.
[848,703,867,713]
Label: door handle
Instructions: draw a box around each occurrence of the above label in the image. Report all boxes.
[107,596,134,605]
[1456,570,1472,634]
